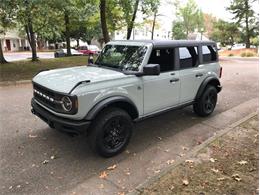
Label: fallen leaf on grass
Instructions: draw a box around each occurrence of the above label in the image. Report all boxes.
[169,185,175,190]
[217,177,226,181]
[166,160,175,165]
[29,134,37,138]
[211,168,219,173]
[185,160,194,164]
[182,179,189,186]
[118,192,125,195]
[238,160,248,165]
[179,153,185,157]
[99,184,104,189]
[107,164,117,170]
[209,158,217,162]
[99,171,108,179]
[232,174,242,182]
[154,170,160,174]
[164,149,170,153]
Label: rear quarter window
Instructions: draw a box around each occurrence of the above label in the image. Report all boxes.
[202,45,217,63]
[179,47,198,69]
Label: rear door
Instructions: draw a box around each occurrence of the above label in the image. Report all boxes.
[178,46,207,103]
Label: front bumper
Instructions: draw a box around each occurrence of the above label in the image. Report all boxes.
[31,98,91,135]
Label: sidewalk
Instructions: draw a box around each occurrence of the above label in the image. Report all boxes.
[135,114,259,195]
[67,98,258,195]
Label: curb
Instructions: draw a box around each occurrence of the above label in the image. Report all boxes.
[0,80,31,87]
[128,111,258,195]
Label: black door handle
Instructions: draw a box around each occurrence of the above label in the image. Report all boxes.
[170,78,179,83]
[196,73,203,77]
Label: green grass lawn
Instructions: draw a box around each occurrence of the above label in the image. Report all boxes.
[0,56,88,82]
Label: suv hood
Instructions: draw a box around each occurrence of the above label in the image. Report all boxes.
[33,66,128,93]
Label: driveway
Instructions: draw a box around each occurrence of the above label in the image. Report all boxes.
[3,52,54,61]
[0,58,258,194]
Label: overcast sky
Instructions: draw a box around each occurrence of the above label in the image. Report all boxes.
[158,0,259,31]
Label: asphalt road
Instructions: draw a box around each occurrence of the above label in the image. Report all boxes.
[4,52,54,62]
[0,58,258,194]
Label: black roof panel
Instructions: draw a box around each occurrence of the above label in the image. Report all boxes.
[110,39,216,48]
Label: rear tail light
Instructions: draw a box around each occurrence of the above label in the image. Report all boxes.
[219,67,222,78]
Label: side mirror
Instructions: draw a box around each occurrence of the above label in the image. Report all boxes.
[143,64,160,76]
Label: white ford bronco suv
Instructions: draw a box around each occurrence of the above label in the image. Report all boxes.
[31,40,222,157]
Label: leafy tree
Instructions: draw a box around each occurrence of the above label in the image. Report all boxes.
[227,0,257,48]
[203,13,217,38]
[172,0,204,39]
[210,20,240,48]
[0,0,17,63]
[141,0,160,40]
[16,0,41,61]
[119,0,140,39]
[172,21,186,39]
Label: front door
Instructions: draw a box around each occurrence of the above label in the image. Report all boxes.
[142,48,180,115]
[5,40,11,51]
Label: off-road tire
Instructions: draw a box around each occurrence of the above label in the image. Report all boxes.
[193,85,218,117]
[88,107,133,157]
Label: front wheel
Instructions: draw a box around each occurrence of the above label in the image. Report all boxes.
[88,107,133,157]
[193,85,218,117]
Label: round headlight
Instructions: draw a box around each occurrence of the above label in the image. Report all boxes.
[61,96,73,112]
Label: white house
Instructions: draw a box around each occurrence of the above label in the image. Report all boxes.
[0,29,30,52]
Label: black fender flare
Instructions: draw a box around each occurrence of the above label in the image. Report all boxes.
[85,96,139,120]
[195,76,222,100]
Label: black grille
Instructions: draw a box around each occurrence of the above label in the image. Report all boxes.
[33,83,61,111]
[32,82,78,114]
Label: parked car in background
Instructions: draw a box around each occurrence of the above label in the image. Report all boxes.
[54,49,84,58]
[78,45,101,55]
[227,43,246,50]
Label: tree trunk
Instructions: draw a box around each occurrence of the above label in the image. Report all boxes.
[25,14,38,61]
[64,11,71,56]
[126,0,139,40]
[76,39,79,48]
[151,12,157,40]
[100,0,110,43]
[245,1,250,48]
[0,40,7,64]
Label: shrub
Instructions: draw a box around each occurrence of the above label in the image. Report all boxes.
[228,53,234,57]
[241,52,255,57]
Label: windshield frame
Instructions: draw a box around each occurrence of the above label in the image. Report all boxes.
[94,42,152,73]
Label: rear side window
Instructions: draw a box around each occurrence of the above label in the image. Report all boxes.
[179,47,198,69]
[148,49,174,72]
[202,45,217,63]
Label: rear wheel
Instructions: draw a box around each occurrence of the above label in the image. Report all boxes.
[193,85,218,117]
[88,107,133,157]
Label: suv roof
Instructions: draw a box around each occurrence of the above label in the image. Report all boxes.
[109,40,216,48]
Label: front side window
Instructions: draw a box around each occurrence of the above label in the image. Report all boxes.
[148,48,174,72]
[202,45,217,63]
[95,45,147,71]
[179,47,198,69]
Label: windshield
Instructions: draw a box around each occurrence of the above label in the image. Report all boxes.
[95,45,147,71]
